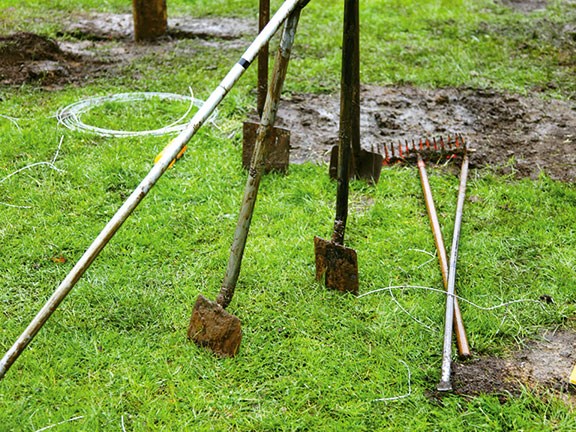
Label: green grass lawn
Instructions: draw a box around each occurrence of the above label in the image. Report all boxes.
[1,0,576,430]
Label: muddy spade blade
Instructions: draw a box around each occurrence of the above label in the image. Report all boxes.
[242,0,291,174]
[187,295,242,358]
[314,236,359,294]
[329,147,383,183]
[242,121,291,173]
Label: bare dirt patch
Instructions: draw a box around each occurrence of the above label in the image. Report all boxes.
[0,32,107,86]
[500,0,548,13]
[450,329,576,403]
[59,13,254,42]
[0,14,254,87]
[276,85,576,182]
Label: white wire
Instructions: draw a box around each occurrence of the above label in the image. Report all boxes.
[373,360,412,402]
[56,91,217,137]
[359,285,544,311]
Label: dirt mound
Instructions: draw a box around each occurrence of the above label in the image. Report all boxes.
[276,85,576,182]
[451,329,576,403]
[0,32,105,86]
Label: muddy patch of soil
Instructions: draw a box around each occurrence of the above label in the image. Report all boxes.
[60,13,254,42]
[500,0,548,13]
[451,329,576,402]
[275,85,576,182]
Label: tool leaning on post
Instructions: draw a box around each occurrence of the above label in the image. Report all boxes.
[0,0,312,381]
[188,4,307,358]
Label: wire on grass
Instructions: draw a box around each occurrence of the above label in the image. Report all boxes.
[56,90,217,137]
[374,360,412,402]
[0,136,65,209]
[359,285,544,312]
[34,416,84,432]
[0,114,22,132]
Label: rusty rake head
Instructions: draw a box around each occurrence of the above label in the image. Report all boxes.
[377,134,468,166]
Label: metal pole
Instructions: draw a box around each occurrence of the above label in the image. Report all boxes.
[437,151,470,392]
[0,0,309,381]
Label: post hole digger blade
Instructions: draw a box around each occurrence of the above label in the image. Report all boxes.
[328,0,382,184]
[378,135,471,359]
[0,0,310,380]
[242,0,291,174]
[188,6,305,357]
[314,0,360,295]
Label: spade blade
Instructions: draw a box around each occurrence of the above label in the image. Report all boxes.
[314,236,359,295]
[188,295,242,358]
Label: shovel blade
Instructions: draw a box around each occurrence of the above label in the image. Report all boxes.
[329,146,383,184]
[188,295,242,358]
[314,236,359,295]
[242,121,290,173]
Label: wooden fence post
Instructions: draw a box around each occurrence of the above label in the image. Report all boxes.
[132,0,167,41]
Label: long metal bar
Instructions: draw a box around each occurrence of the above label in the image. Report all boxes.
[0,0,309,381]
[331,0,356,246]
[216,7,303,309]
[416,153,471,358]
[437,151,470,392]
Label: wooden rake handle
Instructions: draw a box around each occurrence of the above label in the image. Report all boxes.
[416,153,471,358]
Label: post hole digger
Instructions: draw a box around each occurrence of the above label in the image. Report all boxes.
[0,0,311,380]
[379,136,472,362]
[314,0,362,295]
[188,5,307,357]
[242,0,291,174]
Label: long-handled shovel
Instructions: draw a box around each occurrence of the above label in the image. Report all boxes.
[0,0,310,381]
[187,5,305,357]
[328,0,382,184]
[313,0,360,295]
[242,0,291,173]
[438,149,470,391]
[380,136,471,358]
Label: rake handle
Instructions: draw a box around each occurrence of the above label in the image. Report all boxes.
[217,6,304,309]
[416,153,471,359]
